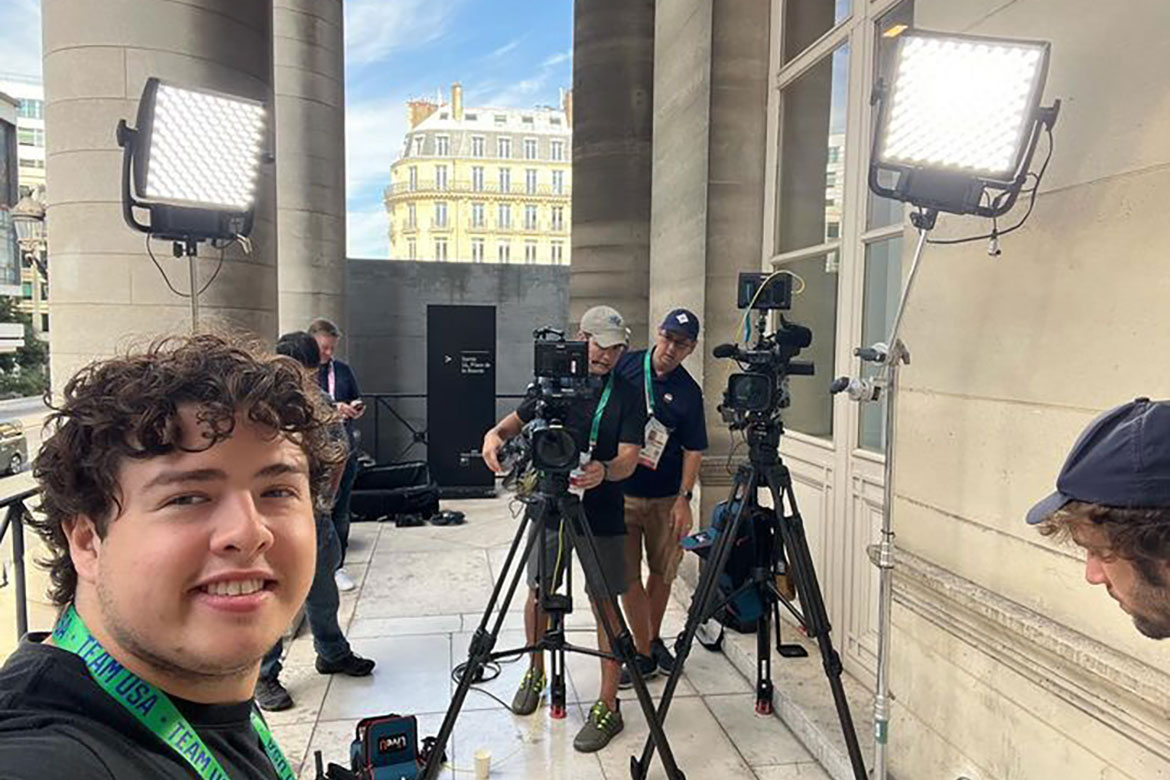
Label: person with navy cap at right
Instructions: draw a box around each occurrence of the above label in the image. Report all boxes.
[1028,397,1170,639]
[613,308,708,685]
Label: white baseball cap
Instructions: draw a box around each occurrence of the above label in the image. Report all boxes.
[579,305,630,348]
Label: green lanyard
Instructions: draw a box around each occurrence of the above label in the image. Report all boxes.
[589,374,614,453]
[51,605,296,780]
[642,349,655,416]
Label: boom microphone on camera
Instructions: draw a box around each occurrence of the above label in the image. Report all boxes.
[713,343,739,359]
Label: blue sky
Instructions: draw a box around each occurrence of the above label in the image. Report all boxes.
[0,0,573,258]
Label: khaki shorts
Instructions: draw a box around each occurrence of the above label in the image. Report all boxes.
[624,495,683,585]
[525,521,628,599]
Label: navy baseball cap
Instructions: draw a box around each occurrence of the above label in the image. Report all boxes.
[1026,398,1170,525]
[660,308,700,341]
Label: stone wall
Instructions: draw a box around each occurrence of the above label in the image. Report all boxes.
[345,259,569,463]
[888,0,1170,776]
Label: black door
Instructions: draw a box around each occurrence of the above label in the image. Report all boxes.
[427,305,496,497]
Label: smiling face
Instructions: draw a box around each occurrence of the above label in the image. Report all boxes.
[1072,523,1170,639]
[66,406,317,684]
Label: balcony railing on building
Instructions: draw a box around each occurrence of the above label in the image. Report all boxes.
[386,180,569,198]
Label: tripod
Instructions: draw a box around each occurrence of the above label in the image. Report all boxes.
[420,471,685,780]
[631,420,867,780]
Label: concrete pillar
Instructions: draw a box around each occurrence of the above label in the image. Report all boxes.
[648,0,771,580]
[570,0,654,346]
[273,0,346,336]
[42,0,277,392]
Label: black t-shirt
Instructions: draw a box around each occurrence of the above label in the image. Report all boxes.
[0,636,279,779]
[516,372,645,535]
[616,349,709,498]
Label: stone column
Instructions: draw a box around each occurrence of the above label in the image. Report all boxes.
[273,0,346,336]
[648,0,772,584]
[570,0,654,346]
[42,0,277,393]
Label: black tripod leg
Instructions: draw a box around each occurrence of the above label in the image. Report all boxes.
[774,595,807,658]
[547,521,569,720]
[563,497,685,780]
[632,470,755,780]
[420,498,544,780]
[755,583,774,715]
[762,469,868,780]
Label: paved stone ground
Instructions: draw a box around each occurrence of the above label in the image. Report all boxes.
[269,496,832,779]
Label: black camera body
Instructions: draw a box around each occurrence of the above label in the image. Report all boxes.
[716,273,814,429]
[502,328,596,480]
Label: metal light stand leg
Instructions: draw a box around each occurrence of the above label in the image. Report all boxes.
[856,213,935,780]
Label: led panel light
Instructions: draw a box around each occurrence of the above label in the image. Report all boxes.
[135,80,266,211]
[877,32,1049,179]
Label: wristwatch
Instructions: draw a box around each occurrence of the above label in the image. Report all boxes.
[680,489,694,501]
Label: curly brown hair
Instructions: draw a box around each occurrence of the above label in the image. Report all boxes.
[1039,501,1170,586]
[29,333,349,607]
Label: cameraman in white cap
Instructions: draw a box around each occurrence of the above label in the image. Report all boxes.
[482,305,646,753]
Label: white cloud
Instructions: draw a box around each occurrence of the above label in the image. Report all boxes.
[344,92,409,258]
[488,37,524,59]
[541,49,572,68]
[346,206,390,259]
[345,0,462,66]
[345,93,408,194]
[0,0,43,78]
[478,77,546,108]
[475,47,571,109]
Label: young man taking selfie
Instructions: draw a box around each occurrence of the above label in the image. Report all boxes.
[0,334,347,778]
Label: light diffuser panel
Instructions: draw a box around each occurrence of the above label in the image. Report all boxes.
[144,83,266,210]
[878,34,1047,177]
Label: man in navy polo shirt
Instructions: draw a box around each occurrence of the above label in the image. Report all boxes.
[615,308,708,682]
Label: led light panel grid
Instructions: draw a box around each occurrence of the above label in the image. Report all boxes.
[879,34,1047,177]
[144,84,266,210]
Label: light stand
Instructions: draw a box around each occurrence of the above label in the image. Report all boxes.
[830,28,1061,780]
[116,78,266,332]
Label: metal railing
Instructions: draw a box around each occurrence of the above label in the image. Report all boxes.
[359,392,525,465]
[386,180,571,198]
[0,486,38,638]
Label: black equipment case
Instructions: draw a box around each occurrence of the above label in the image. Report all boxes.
[349,461,440,522]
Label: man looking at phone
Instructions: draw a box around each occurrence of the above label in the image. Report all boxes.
[309,318,365,592]
[254,332,376,712]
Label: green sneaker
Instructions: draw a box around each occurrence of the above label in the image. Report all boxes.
[511,668,545,715]
[573,700,624,753]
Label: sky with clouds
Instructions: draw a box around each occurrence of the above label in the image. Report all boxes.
[0,0,572,258]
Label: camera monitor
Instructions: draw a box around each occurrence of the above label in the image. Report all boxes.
[534,339,589,380]
[737,272,792,311]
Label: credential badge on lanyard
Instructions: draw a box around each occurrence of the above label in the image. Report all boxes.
[638,349,670,470]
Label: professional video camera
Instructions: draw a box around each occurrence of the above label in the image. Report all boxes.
[498,327,594,480]
[713,271,814,429]
[645,270,868,780]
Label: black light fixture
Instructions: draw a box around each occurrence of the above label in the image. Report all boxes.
[117,78,266,247]
[869,29,1060,220]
